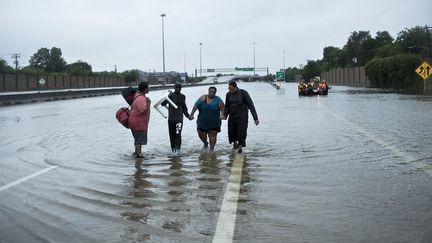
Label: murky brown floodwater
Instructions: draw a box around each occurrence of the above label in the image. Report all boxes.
[1,83,431,242]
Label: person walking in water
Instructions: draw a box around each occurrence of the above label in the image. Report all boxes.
[189,86,225,151]
[224,81,259,153]
[162,82,191,153]
[128,82,151,158]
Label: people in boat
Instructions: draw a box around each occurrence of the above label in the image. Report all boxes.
[320,80,328,95]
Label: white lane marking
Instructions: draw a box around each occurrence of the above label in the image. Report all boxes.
[213,154,245,243]
[320,107,432,176]
[0,166,58,193]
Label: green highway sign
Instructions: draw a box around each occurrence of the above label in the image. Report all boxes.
[235,67,254,71]
[276,71,285,80]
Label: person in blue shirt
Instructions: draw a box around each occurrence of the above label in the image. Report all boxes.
[189,86,225,151]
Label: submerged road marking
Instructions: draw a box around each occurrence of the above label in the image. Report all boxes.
[320,106,432,176]
[212,153,245,243]
[0,166,58,193]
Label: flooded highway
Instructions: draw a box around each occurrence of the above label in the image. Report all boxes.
[1,82,431,242]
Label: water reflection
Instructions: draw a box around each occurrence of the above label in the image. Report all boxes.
[121,158,152,242]
[162,155,187,233]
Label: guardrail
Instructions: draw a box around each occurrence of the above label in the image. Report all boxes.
[0,82,212,106]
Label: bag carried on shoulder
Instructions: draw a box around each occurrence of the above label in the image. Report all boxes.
[116,87,140,129]
[122,87,137,105]
[116,107,131,128]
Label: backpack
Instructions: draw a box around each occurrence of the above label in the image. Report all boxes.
[122,87,137,105]
[116,92,141,129]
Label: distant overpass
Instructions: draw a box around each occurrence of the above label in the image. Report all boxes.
[195,67,269,77]
[198,74,268,85]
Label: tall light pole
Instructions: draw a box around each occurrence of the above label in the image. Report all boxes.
[183,53,187,73]
[199,42,203,77]
[161,13,166,84]
[253,42,256,75]
[283,50,286,70]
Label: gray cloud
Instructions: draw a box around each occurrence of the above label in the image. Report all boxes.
[1,0,431,74]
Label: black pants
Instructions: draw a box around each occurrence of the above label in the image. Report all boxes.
[168,121,183,151]
[228,118,248,147]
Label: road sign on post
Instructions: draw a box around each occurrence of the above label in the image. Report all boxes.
[276,71,285,80]
[415,61,432,80]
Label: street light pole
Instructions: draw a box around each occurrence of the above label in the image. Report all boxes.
[184,53,186,74]
[283,50,286,70]
[253,42,256,75]
[161,13,166,85]
[199,42,202,77]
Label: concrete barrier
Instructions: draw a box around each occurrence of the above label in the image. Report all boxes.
[0,82,213,106]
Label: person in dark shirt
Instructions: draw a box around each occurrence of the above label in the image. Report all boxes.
[224,81,259,153]
[161,82,191,153]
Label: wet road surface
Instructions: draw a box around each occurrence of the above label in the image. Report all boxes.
[0,83,431,242]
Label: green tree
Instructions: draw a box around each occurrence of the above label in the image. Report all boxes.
[336,47,349,68]
[322,46,341,71]
[48,47,66,73]
[375,31,394,46]
[65,61,92,75]
[365,54,422,89]
[20,66,45,75]
[29,47,66,73]
[29,47,50,71]
[0,58,14,73]
[284,67,302,81]
[302,60,322,81]
[396,26,432,57]
[375,43,401,58]
[122,69,139,83]
[346,31,372,66]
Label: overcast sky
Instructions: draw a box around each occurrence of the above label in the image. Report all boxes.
[1,0,431,74]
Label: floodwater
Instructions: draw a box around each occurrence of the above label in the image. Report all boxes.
[0,82,431,242]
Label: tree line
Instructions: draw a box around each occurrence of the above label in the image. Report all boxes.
[0,47,139,82]
[286,25,431,89]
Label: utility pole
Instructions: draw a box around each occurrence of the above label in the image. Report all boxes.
[426,25,432,58]
[12,53,20,71]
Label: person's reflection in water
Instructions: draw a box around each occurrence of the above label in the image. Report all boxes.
[162,155,188,233]
[121,158,152,241]
[195,152,225,238]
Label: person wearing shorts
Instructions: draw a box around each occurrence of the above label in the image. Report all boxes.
[189,86,225,151]
[128,82,151,158]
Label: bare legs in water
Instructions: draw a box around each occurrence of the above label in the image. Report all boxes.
[198,130,218,151]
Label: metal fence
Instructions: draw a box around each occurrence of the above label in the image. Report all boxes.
[320,66,370,87]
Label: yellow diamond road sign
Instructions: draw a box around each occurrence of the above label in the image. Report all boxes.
[415,61,432,80]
